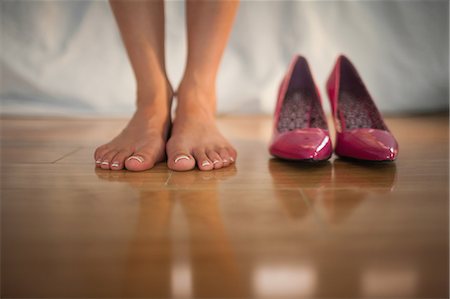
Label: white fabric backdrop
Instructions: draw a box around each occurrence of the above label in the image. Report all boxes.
[1,0,448,116]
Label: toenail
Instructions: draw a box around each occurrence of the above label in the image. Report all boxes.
[95,160,102,164]
[223,159,229,163]
[127,156,144,163]
[229,157,234,162]
[101,161,109,165]
[201,161,211,167]
[174,155,190,163]
[111,162,119,167]
[212,160,220,164]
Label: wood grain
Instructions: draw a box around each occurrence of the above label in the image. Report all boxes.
[1,115,448,298]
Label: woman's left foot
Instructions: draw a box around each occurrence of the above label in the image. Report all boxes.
[166,83,237,171]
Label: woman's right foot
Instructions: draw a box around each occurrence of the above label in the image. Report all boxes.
[94,88,172,172]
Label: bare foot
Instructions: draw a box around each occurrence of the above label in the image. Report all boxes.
[166,83,237,171]
[94,88,172,171]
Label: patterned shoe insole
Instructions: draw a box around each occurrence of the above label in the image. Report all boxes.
[277,90,327,133]
[338,91,385,130]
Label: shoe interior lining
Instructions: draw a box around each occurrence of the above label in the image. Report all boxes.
[338,58,386,130]
[277,59,327,133]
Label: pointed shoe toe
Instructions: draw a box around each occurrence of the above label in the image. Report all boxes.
[270,129,332,161]
[336,129,398,161]
[269,55,332,162]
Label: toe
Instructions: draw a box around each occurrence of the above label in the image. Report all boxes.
[95,159,103,168]
[227,147,237,163]
[218,148,231,167]
[193,149,214,171]
[206,149,223,169]
[94,145,110,167]
[110,149,133,171]
[124,149,159,172]
[101,150,119,170]
[167,150,195,171]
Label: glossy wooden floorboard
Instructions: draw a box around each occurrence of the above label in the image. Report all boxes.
[1,115,448,298]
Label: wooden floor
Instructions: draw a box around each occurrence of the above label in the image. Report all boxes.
[1,115,448,298]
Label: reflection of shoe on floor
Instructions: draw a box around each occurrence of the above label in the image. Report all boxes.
[311,158,397,225]
[333,159,397,192]
[319,188,366,225]
[326,55,399,161]
[268,158,333,189]
[268,158,332,220]
[269,55,332,161]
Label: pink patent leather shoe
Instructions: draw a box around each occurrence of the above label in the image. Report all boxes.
[269,56,332,161]
[326,55,399,161]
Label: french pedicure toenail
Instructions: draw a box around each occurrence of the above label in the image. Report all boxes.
[229,157,235,162]
[201,161,211,167]
[174,155,190,163]
[213,160,220,164]
[95,160,102,164]
[111,162,120,167]
[127,156,144,163]
[101,161,109,165]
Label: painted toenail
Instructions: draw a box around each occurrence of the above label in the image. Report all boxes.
[229,157,235,162]
[111,162,119,167]
[127,156,144,163]
[101,161,109,165]
[213,160,220,164]
[223,159,229,163]
[174,155,190,163]
[201,161,211,167]
[95,160,102,164]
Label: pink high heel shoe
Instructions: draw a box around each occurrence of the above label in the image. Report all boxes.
[269,55,332,161]
[326,55,399,161]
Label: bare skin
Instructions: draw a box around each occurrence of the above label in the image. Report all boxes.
[95,0,171,171]
[95,0,239,172]
[167,0,239,171]
[166,82,237,171]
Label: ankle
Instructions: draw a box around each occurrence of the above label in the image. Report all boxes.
[178,71,217,93]
[137,75,173,97]
[179,74,216,98]
[176,84,216,120]
[135,78,173,109]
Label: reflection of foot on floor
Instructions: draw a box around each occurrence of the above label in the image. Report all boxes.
[94,166,169,189]
[169,165,238,188]
[166,83,237,172]
[94,87,172,172]
[178,192,245,297]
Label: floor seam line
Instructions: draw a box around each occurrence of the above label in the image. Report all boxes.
[52,147,83,164]
[164,171,173,186]
[298,188,328,233]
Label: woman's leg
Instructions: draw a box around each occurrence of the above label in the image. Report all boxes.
[166,0,239,171]
[94,0,172,171]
